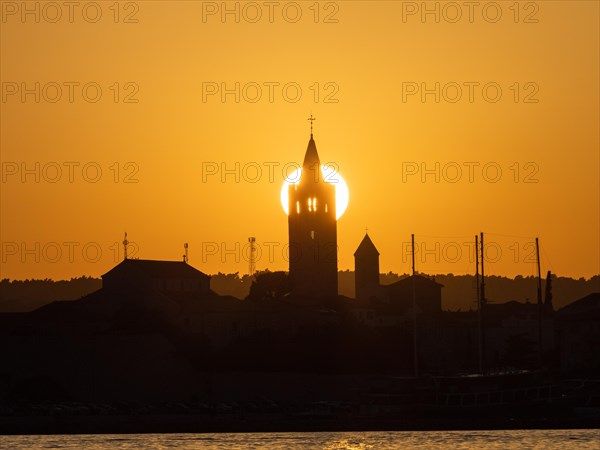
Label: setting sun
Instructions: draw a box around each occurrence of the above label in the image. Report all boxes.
[0,0,598,440]
[280,165,349,220]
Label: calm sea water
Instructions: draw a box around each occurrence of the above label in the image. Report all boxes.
[1,430,599,450]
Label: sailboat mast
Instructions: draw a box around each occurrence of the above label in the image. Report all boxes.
[536,237,543,368]
[480,232,486,373]
[476,234,483,374]
[480,232,485,303]
[412,233,418,378]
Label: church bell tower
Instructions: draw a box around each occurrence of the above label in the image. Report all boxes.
[288,120,338,298]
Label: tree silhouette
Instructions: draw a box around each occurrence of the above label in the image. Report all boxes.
[247,271,290,301]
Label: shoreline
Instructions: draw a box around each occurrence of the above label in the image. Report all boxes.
[1,414,599,435]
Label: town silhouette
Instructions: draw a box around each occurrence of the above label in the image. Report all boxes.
[0,129,599,434]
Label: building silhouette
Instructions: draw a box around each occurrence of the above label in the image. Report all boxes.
[288,133,338,298]
[102,259,210,294]
[354,233,381,301]
[354,232,442,312]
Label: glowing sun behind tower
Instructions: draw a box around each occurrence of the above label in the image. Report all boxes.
[280,166,349,220]
[284,117,343,298]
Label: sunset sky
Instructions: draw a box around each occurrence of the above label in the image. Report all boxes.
[1,1,598,281]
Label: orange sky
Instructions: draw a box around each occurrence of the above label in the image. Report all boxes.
[1,1,599,280]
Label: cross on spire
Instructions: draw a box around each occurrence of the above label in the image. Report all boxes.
[308,114,316,137]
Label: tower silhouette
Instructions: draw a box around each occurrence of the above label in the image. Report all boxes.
[354,232,380,300]
[288,132,338,298]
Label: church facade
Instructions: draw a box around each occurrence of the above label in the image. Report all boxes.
[287,134,338,298]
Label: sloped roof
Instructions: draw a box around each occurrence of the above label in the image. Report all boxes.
[385,274,444,288]
[557,292,600,316]
[302,135,321,170]
[102,259,210,279]
[354,233,380,257]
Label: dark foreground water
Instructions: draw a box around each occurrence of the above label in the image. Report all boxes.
[1,430,599,449]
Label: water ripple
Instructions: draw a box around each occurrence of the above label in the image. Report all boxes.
[1,430,600,450]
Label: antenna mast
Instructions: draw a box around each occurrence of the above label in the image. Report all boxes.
[183,243,189,263]
[248,237,256,276]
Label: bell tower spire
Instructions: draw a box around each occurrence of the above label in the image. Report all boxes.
[288,126,338,300]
